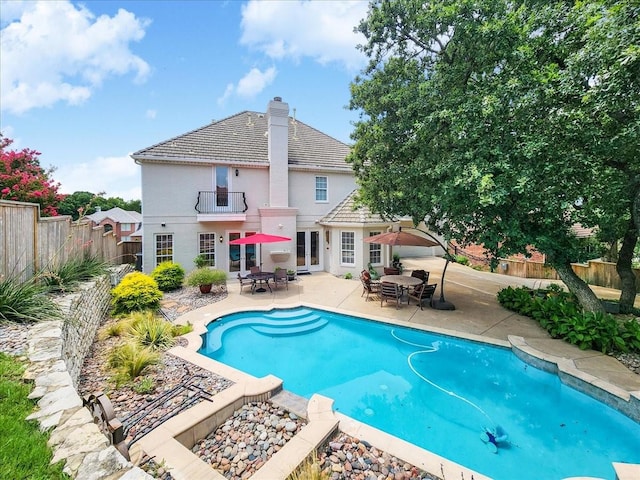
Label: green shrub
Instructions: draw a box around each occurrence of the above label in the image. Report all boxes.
[129,316,175,350]
[107,342,159,380]
[111,272,162,316]
[193,254,211,268]
[185,268,227,287]
[344,272,353,279]
[172,322,193,337]
[150,262,185,291]
[0,275,62,323]
[497,286,640,355]
[132,376,155,394]
[455,255,470,265]
[39,254,110,293]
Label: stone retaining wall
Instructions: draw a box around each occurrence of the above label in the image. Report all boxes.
[24,265,152,480]
[58,271,117,387]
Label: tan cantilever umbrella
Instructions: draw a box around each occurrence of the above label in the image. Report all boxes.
[363,230,439,247]
[364,228,454,310]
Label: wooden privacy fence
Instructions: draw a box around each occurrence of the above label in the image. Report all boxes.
[496,257,639,290]
[1,200,135,282]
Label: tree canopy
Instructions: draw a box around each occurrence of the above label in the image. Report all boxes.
[0,135,62,216]
[348,0,639,312]
[58,191,141,220]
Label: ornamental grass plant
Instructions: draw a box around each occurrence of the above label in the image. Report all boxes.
[0,274,62,323]
[39,253,110,293]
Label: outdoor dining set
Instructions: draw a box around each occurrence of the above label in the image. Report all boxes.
[237,266,289,294]
[360,268,438,310]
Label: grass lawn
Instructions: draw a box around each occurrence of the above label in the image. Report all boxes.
[0,352,69,480]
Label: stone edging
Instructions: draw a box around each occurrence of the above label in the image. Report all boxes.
[22,266,152,480]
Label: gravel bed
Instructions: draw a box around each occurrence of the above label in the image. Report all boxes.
[319,433,440,480]
[192,401,307,479]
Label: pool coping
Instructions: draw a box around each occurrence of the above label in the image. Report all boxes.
[136,300,640,480]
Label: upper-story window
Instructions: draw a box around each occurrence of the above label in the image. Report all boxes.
[315,176,328,202]
[121,223,132,231]
[215,166,230,207]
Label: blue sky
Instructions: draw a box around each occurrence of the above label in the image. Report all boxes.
[0,0,369,200]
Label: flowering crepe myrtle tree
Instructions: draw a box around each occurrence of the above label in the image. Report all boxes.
[0,135,63,217]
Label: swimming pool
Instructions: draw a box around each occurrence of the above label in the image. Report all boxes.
[199,307,640,480]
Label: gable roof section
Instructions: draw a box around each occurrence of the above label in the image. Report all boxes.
[87,207,142,224]
[320,190,389,226]
[131,110,352,171]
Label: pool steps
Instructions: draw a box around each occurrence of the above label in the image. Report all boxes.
[203,309,328,353]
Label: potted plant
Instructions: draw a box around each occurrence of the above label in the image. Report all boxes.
[287,269,296,281]
[185,267,220,294]
[392,253,403,273]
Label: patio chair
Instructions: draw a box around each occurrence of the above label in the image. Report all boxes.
[250,266,261,274]
[407,283,437,310]
[383,267,401,276]
[274,268,288,290]
[380,281,402,309]
[360,270,380,301]
[409,270,429,295]
[237,273,255,294]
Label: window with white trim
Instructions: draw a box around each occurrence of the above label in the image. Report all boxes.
[315,176,328,202]
[198,233,217,266]
[368,231,382,265]
[341,231,355,265]
[155,234,173,265]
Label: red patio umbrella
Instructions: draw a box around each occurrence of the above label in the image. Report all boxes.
[229,232,291,269]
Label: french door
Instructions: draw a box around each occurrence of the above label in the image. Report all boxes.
[296,230,321,272]
[228,231,256,275]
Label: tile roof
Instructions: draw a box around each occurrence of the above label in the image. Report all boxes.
[87,207,142,224]
[319,190,389,225]
[131,110,352,171]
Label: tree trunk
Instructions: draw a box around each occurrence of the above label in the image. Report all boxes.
[616,219,638,314]
[553,261,605,313]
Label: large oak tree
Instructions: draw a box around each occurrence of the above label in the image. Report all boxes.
[348,0,638,313]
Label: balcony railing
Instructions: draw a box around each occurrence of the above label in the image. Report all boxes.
[195,191,248,214]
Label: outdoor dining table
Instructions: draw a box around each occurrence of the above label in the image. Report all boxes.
[247,271,274,293]
[380,275,422,299]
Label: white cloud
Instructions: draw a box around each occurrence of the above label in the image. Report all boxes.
[236,67,277,98]
[240,0,368,71]
[56,154,141,201]
[0,0,151,114]
[146,109,157,119]
[217,67,277,104]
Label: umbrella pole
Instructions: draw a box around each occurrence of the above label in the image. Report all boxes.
[431,256,455,310]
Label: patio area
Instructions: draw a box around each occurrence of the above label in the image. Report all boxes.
[137,256,640,480]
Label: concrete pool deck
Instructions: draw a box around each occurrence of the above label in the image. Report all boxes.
[138,256,640,480]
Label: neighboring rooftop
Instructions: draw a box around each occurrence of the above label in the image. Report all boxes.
[87,207,142,224]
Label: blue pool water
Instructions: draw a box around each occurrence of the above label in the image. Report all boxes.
[199,307,640,480]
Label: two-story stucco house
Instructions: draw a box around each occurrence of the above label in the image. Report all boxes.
[131,96,440,277]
